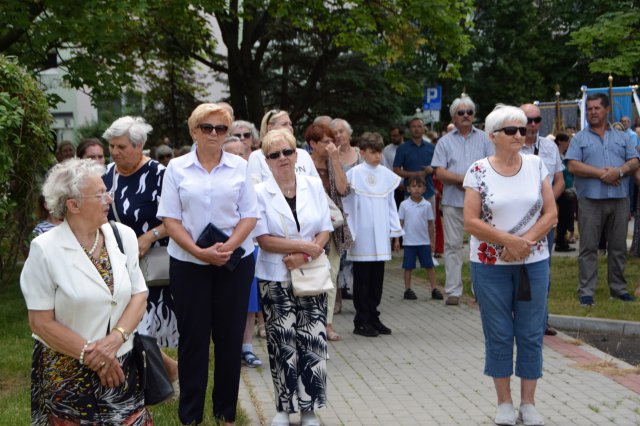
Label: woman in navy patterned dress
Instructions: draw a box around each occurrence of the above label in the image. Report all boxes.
[102,116,179,385]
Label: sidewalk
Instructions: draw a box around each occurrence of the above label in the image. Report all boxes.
[238,255,640,425]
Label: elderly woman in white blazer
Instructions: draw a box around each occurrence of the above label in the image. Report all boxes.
[254,129,332,426]
[20,159,150,424]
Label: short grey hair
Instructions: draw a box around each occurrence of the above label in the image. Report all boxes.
[449,96,476,118]
[224,135,241,145]
[155,144,173,158]
[330,118,353,136]
[42,158,106,219]
[102,116,153,148]
[230,120,259,141]
[484,104,527,135]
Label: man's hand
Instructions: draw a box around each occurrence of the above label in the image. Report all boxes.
[599,167,621,186]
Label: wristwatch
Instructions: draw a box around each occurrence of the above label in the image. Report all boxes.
[152,228,161,240]
[619,168,624,178]
[113,326,130,342]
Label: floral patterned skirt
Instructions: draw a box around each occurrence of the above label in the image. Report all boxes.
[31,340,152,425]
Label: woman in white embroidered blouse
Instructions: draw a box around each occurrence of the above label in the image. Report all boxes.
[463,105,557,426]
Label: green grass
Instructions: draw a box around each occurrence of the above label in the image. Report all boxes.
[0,277,249,425]
[412,254,640,321]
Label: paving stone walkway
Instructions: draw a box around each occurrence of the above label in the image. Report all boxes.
[238,256,640,425]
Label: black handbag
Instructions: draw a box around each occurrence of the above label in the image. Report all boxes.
[195,223,246,271]
[133,333,175,405]
[109,221,175,405]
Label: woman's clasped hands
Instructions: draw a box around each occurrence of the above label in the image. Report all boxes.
[500,235,535,263]
[282,240,324,270]
[83,335,125,388]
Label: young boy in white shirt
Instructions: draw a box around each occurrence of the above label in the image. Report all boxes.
[395,176,442,301]
[342,132,404,337]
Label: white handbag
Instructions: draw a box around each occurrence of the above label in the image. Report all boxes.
[279,209,333,297]
[290,252,334,297]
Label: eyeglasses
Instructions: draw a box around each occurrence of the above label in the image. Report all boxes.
[456,109,474,116]
[265,148,296,160]
[232,132,252,140]
[198,123,229,136]
[79,191,113,204]
[494,126,526,136]
[527,116,542,124]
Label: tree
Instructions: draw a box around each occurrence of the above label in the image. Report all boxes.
[142,59,204,148]
[439,0,630,122]
[0,55,53,284]
[2,1,474,131]
[569,8,640,77]
[189,0,474,125]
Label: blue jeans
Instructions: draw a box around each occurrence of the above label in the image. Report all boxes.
[471,260,549,380]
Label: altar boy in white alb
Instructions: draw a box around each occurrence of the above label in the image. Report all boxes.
[342,132,404,338]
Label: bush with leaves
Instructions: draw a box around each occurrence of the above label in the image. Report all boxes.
[0,55,54,285]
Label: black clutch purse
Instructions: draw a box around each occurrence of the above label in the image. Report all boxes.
[133,333,175,405]
[195,223,246,271]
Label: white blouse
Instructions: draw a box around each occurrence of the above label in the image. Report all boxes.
[463,154,550,265]
[157,150,259,264]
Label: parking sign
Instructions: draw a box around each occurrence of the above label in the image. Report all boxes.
[422,86,442,111]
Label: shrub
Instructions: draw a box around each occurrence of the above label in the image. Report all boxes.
[0,55,54,286]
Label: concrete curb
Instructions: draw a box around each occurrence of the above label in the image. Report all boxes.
[549,314,640,336]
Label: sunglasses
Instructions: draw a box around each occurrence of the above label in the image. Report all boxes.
[265,148,295,160]
[232,132,252,140]
[456,109,474,116]
[158,154,173,160]
[527,116,542,124]
[495,126,526,136]
[198,123,229,136]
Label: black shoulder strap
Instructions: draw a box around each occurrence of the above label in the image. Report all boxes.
[109,220,125,254]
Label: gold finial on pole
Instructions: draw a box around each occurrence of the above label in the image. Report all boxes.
[608,74,614,122]
[554,84,564,134]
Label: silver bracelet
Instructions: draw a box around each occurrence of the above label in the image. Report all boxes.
[79,340,91,365]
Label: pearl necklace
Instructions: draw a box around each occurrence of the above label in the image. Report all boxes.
[82,229,100,256]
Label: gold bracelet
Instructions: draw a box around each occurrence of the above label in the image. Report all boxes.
[113,326,129,342]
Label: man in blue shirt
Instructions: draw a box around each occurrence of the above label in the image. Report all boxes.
[431,96,493,306]
[566,93,640,306]
[393,117,435,209]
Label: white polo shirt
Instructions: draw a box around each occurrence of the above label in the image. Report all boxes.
[398,197,434,246]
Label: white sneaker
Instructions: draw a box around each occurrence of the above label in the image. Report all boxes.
[300,410,321,426]
[271,411,290,426]
[494,402,516,425]
[519,404,544,425]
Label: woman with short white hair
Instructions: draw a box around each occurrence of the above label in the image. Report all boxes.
[463,105,556,426]
[21,158,150,424]
[231,120,260,155]
[102,116,179,389]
